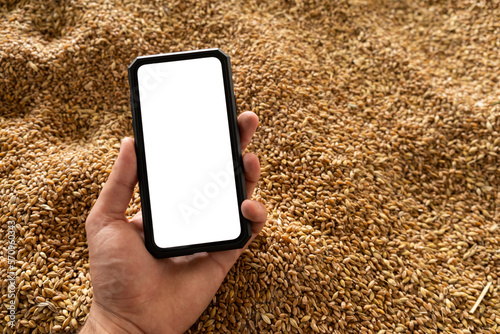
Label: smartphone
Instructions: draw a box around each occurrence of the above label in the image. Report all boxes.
[128,49,250,258]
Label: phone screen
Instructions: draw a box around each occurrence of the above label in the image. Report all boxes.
[135,55,242,249]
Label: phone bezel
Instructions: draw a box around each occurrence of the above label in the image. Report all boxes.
[128,49,251,258]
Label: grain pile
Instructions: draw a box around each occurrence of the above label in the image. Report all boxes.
[1,0,499,333]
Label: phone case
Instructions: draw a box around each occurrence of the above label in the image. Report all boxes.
[128,49,251,258]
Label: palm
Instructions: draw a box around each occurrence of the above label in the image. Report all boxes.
[85,112,266,333]
[89,220,227,333]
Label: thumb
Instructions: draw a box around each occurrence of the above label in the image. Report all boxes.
[87,138,138,232]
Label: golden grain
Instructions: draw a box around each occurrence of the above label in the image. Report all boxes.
[1,0,500,333]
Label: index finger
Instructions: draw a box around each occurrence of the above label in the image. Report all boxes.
[238,111,259,152]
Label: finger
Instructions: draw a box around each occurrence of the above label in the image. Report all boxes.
[129,211,144,232]
[242,153,260,198]
[207,200,267,271]
[89,137,137,224]
[238,111,259,152]
[241,199,267,241]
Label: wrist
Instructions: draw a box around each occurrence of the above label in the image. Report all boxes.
[79,302,144,334]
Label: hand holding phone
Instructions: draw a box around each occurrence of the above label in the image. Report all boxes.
[82,114,267,333]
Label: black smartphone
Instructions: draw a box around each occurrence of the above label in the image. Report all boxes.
[128,49,250,258]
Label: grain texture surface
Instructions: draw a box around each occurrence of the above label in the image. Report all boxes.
[1,0,499,333]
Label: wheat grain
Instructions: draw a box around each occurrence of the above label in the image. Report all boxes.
[1,0,499,333]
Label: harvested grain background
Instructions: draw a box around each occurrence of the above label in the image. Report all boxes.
[1,0,499,333]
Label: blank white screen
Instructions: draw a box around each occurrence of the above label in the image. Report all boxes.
[137,56,241,248]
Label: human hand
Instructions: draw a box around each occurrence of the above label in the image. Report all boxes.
[80,111,267,334]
